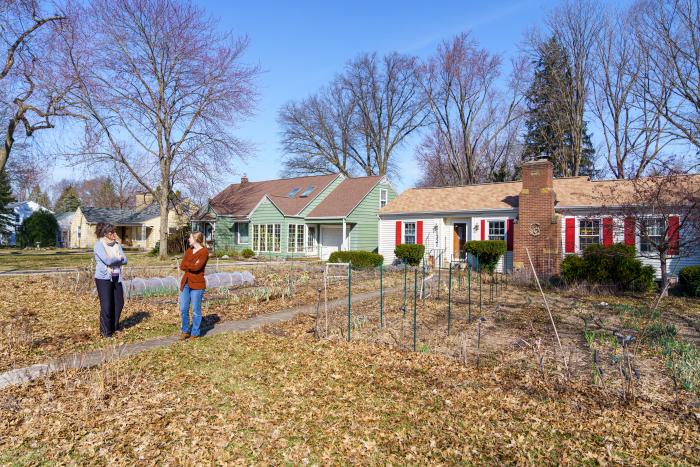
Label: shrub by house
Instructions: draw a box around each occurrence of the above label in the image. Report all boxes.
[394,244,425,266]
[465,240,506,273]
[328,251,383,269]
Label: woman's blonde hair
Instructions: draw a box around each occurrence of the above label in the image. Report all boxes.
[191,231,205,247]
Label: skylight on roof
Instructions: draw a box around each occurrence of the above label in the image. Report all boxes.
[299,186,314,197]
[288,188,301,198]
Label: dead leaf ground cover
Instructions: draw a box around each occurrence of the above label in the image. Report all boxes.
[1,330,698,464]
[280,272,700,406]
[0,266,402,372]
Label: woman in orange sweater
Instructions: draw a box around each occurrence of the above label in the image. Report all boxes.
[179,231,209,340]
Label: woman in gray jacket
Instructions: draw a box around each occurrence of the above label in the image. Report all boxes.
[94,222,128,337]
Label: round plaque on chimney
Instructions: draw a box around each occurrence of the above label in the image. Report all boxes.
[528,223,541,237]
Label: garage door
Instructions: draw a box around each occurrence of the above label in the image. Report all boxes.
[320,226,343,260]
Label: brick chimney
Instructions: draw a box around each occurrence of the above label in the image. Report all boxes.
[240,174,249,186]
[513,159,561,276]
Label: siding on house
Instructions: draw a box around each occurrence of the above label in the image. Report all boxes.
[214,217,252,251]
[379,212,517,272]
[559,210,700,279]
[347,180,397,252]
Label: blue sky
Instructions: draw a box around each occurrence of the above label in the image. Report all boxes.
[51,0,564,193]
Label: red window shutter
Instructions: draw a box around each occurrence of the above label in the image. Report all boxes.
[481,219,486,241]
[624,217,635,247]
[506,219,514,251]
[668,215,680,255]
[395,221,402,245]
[603,217,613,246]
[565,218,575,253]
[416,221,423,245]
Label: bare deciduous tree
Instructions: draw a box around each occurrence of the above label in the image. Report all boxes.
[0,0,72,173]
[591,7,673,178]
[279,51,425,178]
[62,0,259,259]
[636,0,700,153]
[279,83,356,177]
[417,32,526,186]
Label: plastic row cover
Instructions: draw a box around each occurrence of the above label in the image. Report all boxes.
[123,271,255,296]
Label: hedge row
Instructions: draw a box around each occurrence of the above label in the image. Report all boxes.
[328,250,384,269]
[560,243,655,292]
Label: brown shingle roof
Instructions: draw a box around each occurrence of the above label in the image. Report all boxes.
[307,176,383,218]
[205,174,339,218]
[379,175,700,215]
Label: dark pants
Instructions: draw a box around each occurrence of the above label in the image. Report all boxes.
[96,277,124,337]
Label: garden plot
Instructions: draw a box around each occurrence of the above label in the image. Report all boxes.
[268,266,700,406]
[0,264,404,372]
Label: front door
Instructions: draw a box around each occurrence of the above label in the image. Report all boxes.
[453,223,467,260]
[320,226,343,260]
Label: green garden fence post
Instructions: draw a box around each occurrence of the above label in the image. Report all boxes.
[403,263,407,318]
[447,262,452,335]
[478,254,482,314]
[413,267,418,352]
[347,261,352,342]
[437,254,442,300]
[468,254,472,323]
[379,263,383,328]
[421,263,425,304]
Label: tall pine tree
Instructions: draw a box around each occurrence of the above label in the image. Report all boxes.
[522,36,595,177]
[54,186,82,213]
[0,169,16,235]
[27,185,51,208]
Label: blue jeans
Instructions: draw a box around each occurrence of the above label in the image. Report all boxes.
[180,282,204,336]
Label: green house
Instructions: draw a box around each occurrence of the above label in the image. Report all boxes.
[192,173,396,259]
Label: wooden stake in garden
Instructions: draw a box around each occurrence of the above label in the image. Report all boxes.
[525,247,567,372]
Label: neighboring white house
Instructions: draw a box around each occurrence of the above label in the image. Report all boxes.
[378,160,700,279]
[0,201,52,246]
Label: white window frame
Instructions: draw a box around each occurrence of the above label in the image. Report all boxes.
[578,218,601,252]
[487,220,506,241]
[252,223,281,253]
[287,223,307,254]
[237,222,249,244]
[379,188,388,208]
[640,217,664,254]
[404,222,416,245]
[306,225,316,253]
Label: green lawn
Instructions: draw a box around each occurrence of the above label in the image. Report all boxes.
[1,330,698,464]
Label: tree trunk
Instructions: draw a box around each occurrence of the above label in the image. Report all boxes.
[158,192,170,260]
[659,253,668,297]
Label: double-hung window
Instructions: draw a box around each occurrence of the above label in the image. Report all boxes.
[488,220,505,241]
[379,189,388,208]
[640,218,664,253]
[579,219,600,251]
[404,222,416,244]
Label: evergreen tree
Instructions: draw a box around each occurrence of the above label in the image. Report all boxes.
[54,186,82,213]
[0,169,16,235]
[522,36,595,177]
[18,210,58,247]
[27,185,51,208]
